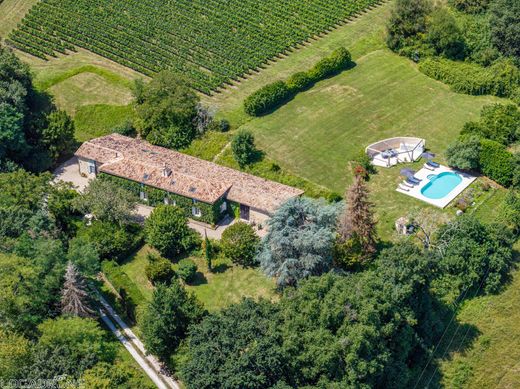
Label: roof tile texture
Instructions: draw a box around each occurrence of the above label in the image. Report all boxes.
[75,134,303,213]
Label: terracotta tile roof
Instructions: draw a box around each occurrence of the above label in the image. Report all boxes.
[74,134,303,213]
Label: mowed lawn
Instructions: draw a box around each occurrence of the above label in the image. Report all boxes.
[114,245,276,314]
[437,248,520,389]
[247,49,502,193]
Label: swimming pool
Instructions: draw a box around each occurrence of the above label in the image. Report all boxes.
[421,172,463,199]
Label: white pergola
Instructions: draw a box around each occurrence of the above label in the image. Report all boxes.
[365,137,425,167]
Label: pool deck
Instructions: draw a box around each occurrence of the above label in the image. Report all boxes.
[396,165,476,208]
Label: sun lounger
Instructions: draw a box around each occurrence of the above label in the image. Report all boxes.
[423,163,435,171]
[426,160,440,168]
[407,176,421,185]
[398,183,410,192]
[402,180,414,188]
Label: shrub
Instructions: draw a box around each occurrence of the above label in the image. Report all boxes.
[145,205,195,258]
[386,0,432,51]
[419,57,520,98]
[243,81,291,116]
[219,119,230,132]
[478,104,520,145]
[77,221,144,262]
[426,8,466,60]
[221,222,260,267]
[286,72,312,92]
[307,47,352,81]
[450,0,490,14]
[231,130,257,168]
[145,253,175,285]
[177,259,198,283]
[479,139,514,186]
[446,135,481,170]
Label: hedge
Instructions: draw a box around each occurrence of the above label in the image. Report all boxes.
[244,47,353,116]
[479,139,514,186]
[243,81,291,116]
[419,57,520,98]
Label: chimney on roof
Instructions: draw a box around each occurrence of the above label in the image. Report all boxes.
[161,163,172,178]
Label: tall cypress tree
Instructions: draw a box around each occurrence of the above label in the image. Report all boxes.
[338,173,377,256]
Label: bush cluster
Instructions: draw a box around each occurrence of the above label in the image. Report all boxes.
[145,253,175,285]
[419,57,520,98]
[244,48,352,116]
[479,139,515,187]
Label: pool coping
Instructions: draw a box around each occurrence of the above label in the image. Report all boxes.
[396,165,477,208]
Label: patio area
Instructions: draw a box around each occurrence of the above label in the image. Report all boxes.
[396,165,476,208]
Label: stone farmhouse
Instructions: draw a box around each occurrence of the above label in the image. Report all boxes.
[75,134,303,226]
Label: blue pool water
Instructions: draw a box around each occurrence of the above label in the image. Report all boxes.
[421,172,462,199]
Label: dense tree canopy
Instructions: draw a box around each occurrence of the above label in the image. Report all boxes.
[141,280,206,361]
[135,72,199,149]
[145,205,195,258]
[28,317,115,379]
[489,0,520,60]
[258,197,339,288]
[73,178,137,226]
[220,221,260,267]
[386,0,432,52]
[0,45,74,170]
[433,216,514,300]
[181,299,287,389]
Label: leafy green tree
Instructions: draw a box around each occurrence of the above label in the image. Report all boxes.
[258,197,338,288]
[490,0,520,59]
[176,259,198,283]
[141,280,206,361]
[445,135,481,170]
[450,0,490,13]
[181,299,287,389]
[76,221,144,262]
[462,104,520,145]
[73,178,137,226]
[47,180,79,236]
[433,216,514,301]
[67,236,100,276]
[386,0,432,51]
[479,138,514,186]
[0,102,27,162]
[135,71,198,149]
[0,170,54,240]
[27,317,115,379]
[81,361,156,389]
[221,222,260,267]
[0,329,32,379]
[40,109,75,161]
[0,248,64,335]
[478,104,520,145]
[231,130,257,168]
[145,252,175,285]
[145,205,194,258]
[499,190,520,235]
[426,8,466,59]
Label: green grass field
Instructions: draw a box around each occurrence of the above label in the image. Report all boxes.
[431,243,520,389]
[108,245,276,315]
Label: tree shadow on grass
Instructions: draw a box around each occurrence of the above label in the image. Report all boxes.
[411,307,481,388]
[187,271,208,286]
[211,263,231,274]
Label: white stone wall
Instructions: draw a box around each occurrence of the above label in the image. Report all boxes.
[77,157,97,179]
